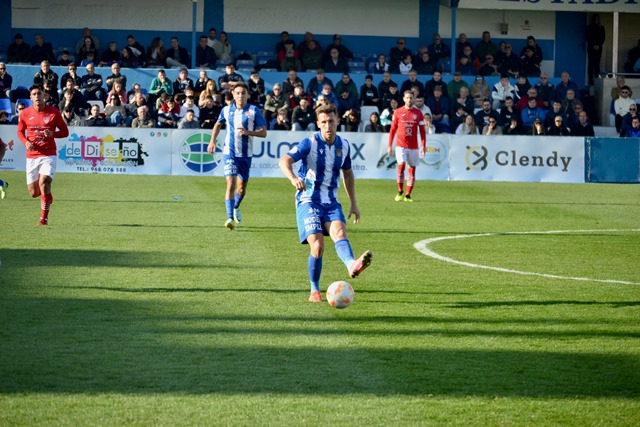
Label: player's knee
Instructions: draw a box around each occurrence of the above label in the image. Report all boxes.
[310,241,324,258]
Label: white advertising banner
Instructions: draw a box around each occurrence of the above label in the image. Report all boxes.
[449,135,585,183]
[170,130,450,181]
[458,0,640,13]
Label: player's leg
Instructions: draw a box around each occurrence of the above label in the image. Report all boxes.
[297,203,326,302]
[37,174,53,225]
[404,149,419,202]
[223,156,238,230]
[327,209,373,279]
[232,158,251,224]
[395,147,407,201]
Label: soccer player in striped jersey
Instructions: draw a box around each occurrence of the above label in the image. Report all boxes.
[207,83,267,230]
[279,102,373,303]
[16,84,69,225]
[0,138,7,199]
[387,90,426,202]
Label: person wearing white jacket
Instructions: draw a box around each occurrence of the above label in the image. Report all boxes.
[491,75,517,110]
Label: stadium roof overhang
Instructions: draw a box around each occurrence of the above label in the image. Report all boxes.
[452,0,640,13]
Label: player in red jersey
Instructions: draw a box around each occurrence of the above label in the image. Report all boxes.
[387,90,426,202]
[17,84,69,225]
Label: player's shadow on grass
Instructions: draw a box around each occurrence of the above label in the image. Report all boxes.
[447,300,640,309]
[1,295,639,398]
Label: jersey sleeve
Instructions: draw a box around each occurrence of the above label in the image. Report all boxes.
[341,137,352,170]
[253,106,268,129]
[217,106,229,124]
[286,137,311,163]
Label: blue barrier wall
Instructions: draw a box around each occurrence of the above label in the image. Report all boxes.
[586,138,640,183]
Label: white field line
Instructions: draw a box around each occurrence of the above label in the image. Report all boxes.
[414,229,640,286]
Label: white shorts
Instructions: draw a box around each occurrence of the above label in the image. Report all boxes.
[395,147,420,167]
[26,156,57,185]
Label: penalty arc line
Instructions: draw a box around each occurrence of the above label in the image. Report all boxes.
[414,229,640,286]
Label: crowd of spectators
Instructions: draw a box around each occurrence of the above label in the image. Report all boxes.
[0,27,637,136]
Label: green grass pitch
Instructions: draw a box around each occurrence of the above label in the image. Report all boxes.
[0,171,639,426]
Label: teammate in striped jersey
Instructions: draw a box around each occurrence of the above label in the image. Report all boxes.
[388,90,426,202]
[207,83,267,230]
[16,84,69,225]
[279,102,372,303]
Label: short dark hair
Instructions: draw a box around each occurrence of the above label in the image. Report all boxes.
[315,101,338,117]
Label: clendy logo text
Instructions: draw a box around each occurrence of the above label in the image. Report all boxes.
[466,146,572,172]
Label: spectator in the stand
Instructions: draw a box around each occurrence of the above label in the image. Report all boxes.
[424,70,448,100]
[614,85,635,133]
[455,86,474,115]
[194,69,211,97]
[306,69,333,102]
[199,95,221,129]
[288,84,311,111]
[496,43,520,78]
[519,46,542,77]
[148,69,173,105]
[476,31,497,62]
[474,98,501,128]
[400,69,425,98]
[531,117,546,135]
[516,87,543,112]
[263,83,288,124]
[562,89,580,118]
[456,114,479,135]
[7,33,31,64]
[126,92,153,127]
[457,45,480,71]
[482,116,503,135]
[514,75,532,101]
[297,32,319,59]
[218,32,233,63]
[75,28,101,58]
[380,82,401,112]
[247,70,266,107]
[196,35,216,69]
[534,73,555,109]
[625,116,640,137]
[360,74,379,108]
[62,106,84,126]
[414,49,437,75]
[31,34,56,65]
[127,82,143,103]
[491,75,517,110]
[157,98,181,128]
[380,98,399,132]
[319,83,339,106]
[301,40,323,71]
[106,80,127,105]
[85,104,108,127]
[78,36,100,64]
[565,101,584,128]
[336,88,359,118]
[282,69,303,98]
[324,34,353,63]
[505,118,521,135]
[34,60,59,88]
[59,85,87,116]
[291,97,316,131]
[372,54,390,74]
[364,111,384,132]
[281,48,302,72]
[570,110,595,136]
[499,97,519,130]
[620,103,638,137]
[80,51,96,67]
[218,63,244,94]
[556,71,581,101]
[276,31,293,58]
[399,54,413,75]
[120,47,140,69]
[278,39,297,63]
[450,103,468,133]
[586,14,605,85]
[57,50,73,67]
[457,55,477,76]
[178,109,200,129]
[478,53,500,76]
[131,105,155,128]
[424,113,436,134]
[377,71,394,99]
[43,80,59,107]
[547,115,570,136]
[100,42,121,67]
[389,38,412,73]
[624,39,640,73]
[126,35,146,65]
[146,37,167,68]
[611,76,629,101]
[413,94,432,118]
[521,36,543,61]
[456,33,473,56]
[271,108,291,131]
[207,28,224,59]
[0,63,12,99]
[104,95,127,126]
[447,71,468,100]
[81,63,106,101]
[342,108,361,132]
[166,37,190,68]
[426,85,451,133]
[427,33,451,69]
[470,75,490,109]
[335,73,358,100]
[105,63,127,92]
[10,102,26,124]
[520,98,546,133]
[544,99,568,130]
[323,47,349,74]
[173,68,195,103]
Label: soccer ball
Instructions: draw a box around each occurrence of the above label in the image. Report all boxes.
[326,281,355,309]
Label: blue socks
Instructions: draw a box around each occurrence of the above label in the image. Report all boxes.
[225,199,234,219]
[234,191,245,209]
[308,255,322,292]
[334,238,355,268]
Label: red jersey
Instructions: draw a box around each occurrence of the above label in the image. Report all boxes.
[388,106,426,150]
[17,105,69,158]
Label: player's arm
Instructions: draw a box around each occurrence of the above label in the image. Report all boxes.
[342,167,360,224]
[207,121,223,155]
[387,115,398,156]
[279,154,305,191]
[16,116,35,150]
[419,119,427,157]
[240,125,266,138]
[54,111,70,139]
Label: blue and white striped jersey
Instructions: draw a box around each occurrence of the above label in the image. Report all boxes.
[217,103,267,158]
[286,132,352,206]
